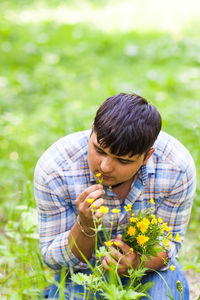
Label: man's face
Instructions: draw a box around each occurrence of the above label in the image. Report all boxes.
[87,132,154,186]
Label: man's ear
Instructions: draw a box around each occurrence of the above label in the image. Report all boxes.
[143,148,155,165]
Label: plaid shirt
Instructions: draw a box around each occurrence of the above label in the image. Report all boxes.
[34,130,196,271]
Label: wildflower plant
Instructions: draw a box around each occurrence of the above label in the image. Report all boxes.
[119,203,180,298]
[121,202,179,273]
[121,208,168,260]
[71,173,178,299]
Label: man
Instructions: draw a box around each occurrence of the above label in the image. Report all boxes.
[34,93,196,299]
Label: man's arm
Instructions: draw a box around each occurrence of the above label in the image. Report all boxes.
[68,184,105,262]
[34,165,105,270]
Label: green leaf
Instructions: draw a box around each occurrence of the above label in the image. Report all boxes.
[71,273,91,285]
[138,281,155,292]
[124,289,146,299]
[148,246,162,257]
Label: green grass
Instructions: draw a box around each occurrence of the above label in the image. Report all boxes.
[0,0,200,298]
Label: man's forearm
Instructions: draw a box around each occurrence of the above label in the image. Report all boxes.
[68,219,96,262]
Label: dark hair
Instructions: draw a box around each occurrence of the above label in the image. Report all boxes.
[93,93,161,157]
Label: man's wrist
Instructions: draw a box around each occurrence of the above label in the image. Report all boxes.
[77,215,96,238]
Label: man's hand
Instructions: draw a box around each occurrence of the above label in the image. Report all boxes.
[102,235,140,277]
[75,184,105,229]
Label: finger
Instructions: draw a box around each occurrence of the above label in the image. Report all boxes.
[104,254,118,267]
[111,241,140,269]
[90,198,105,210]
[79,197,105,216]
[116,234,122,240]
[109,241,136,266]
[84,189,105,209]
[109,246,131,269]
[75,184,103,205]
[78,197,105,226]
[86,189,105,202]
[95,211,104,219]
[102,258,126,277]
[102,258,110,271]
[109,246,123,262]
[115,240,134,255]
[102,254,128,276]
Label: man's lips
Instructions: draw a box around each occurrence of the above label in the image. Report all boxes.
[95,172,113,180]
[102,174,112,179]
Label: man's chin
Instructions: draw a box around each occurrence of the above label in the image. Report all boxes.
[102,179,115,186]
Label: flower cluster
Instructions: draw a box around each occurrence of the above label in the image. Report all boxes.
[121,203,179,271]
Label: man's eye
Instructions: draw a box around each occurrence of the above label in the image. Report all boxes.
[118,159,130,165]
[96,148,105,154]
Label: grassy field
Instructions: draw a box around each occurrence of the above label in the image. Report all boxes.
[0,0,200,298]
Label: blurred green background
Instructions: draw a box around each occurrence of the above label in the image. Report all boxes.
[0,0,200,298]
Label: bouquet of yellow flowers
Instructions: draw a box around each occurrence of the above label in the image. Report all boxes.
[121,201,176,261]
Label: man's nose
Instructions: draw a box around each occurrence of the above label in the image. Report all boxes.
[100,156,113,173]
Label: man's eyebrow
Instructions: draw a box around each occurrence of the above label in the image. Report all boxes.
[118,157,137,163]
[93,142,137,162]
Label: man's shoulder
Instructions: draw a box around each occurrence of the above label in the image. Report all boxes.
[154,131,195,173]
[35,130,91,179]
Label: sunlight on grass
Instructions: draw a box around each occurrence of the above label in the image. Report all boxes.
[6,0,200,34]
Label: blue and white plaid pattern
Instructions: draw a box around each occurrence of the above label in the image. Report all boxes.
[34,130,196,271]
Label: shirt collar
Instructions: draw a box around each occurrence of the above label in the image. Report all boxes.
[141,155,155,185]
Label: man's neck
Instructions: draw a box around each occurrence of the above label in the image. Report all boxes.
[108,177,134,202]
[107,182,124,190]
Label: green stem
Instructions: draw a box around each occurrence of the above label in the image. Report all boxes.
[148,268,175,300]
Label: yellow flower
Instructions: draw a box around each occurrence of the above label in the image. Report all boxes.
[87,198,95,204]
[150,198,155,205]
[104,241,113,247]
[99,206,109,214]
[142,218,150,225]
[163,239,169,246]
[95,173,103,184]
[111,208,120,214]
[130,217,137,223]
[114,241,120,246]
[91,204,96,208]
[124,204,132,212]
[137,235,150,246]
[137,218,150,233]
[128,226,136,236]
[129,248,134,253]
[151,218,157,225]
[170,265,175,271]
[158,217,163,223]
[175,233,180,242]
[168,233,172,239]
[163,223,171,232]
[167,244,171,249]
[95,173,102,177]
[150,214,156,219]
